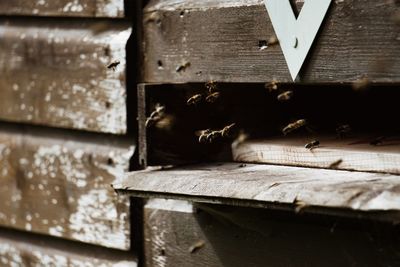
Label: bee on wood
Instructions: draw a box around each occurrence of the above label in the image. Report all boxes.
[221,123,236,137]
[352,77,370,91]
[370,136,386,146]
[305,140,320,150]
[336,124,352,138]
[188,240,205,253]
[187,94,203,105]
[176,62,191,72]
[329,159,343,169]
[107,60,120,71]
[267,35,279,46]
[205,92,220,103]
[265,80,278,92]
[205,80,218,93]
[145,104,166,128]
[282,119,307,135]
[277,90,294,101]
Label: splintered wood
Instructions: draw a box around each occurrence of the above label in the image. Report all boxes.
[115,163,400,218]
[143,0,400,83]
[233,137,400,175]
[0,0,125,18]
[0,128,135,250]
[0,19,131,134]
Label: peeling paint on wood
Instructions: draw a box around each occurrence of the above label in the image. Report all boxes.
[0,230,137,267]
[0,0,125,18]
[143,0,400,83]
[0,128,135,250]
[0,19,131,134]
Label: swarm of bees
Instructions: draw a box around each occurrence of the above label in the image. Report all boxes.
[145,103,166,128]
[197,123,236,143]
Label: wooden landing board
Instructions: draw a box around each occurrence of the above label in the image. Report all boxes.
[144,199,400,267]
[143,0,400,83]
[0,229,137,267]
[0,127,135,250]
[0,19,131,134]
[233,137,400,175]
[115,163,400,220]
[0,0,125,18]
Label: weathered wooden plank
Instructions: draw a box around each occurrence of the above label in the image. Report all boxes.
[0,0,125,18]
[0,126,135,250]
[233,137,400,175]
[0,19,131,134]
[143,0,400,83]
[115,163,400,218]
[144,199,400,267]
[0,229,137,267]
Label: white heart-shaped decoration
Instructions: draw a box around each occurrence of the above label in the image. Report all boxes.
[264,0,332,81]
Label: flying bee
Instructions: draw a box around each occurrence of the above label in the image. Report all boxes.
[107,60,120,71]
[336,124,352,138]
[221,123,236,137]
[196,129,212,143]
[282,119,307,135]
[187,94,203,105]
[205,80,218,93]
[206,130,221,143]
[265,80,278,92]
[176,62,191,72]
[188,240,205,254]
[329,159,343,169]
[305,140,320,150]
[205,92,220,103]
[145,103,166,127]
[370,136,386,146]
[277,90,294,101]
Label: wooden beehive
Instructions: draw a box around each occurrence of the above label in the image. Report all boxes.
[114,0,400,266]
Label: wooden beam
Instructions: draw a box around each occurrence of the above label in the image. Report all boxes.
[115,163,400,221]
[0,19,131,134]
[0,0,125,18]
[144,198,400,267]
[233,137,400,175]
[0,229,137,267]
[143,0,400,83]
[0,126,134,250]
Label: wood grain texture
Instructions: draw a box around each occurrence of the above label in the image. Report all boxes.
[233,137,400,175]
[115,163,400,216]
[0,229,137,267]
[144,199,400,267]
[0,19,131,134]
[0,0,125,18]
[143,0,400,83]
[0,127,135,250]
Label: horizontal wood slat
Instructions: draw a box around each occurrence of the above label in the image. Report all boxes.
[0,229,137,267]
[0,0,125,18]
[143,0,400,83]
[233,137,400,175]
[0,19,131,134]
[115,163,400,220]
[144,199,400,267]
[0,127,135,250]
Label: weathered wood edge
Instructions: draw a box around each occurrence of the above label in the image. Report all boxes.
[114,163,400,222]
[0,0,126,18]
